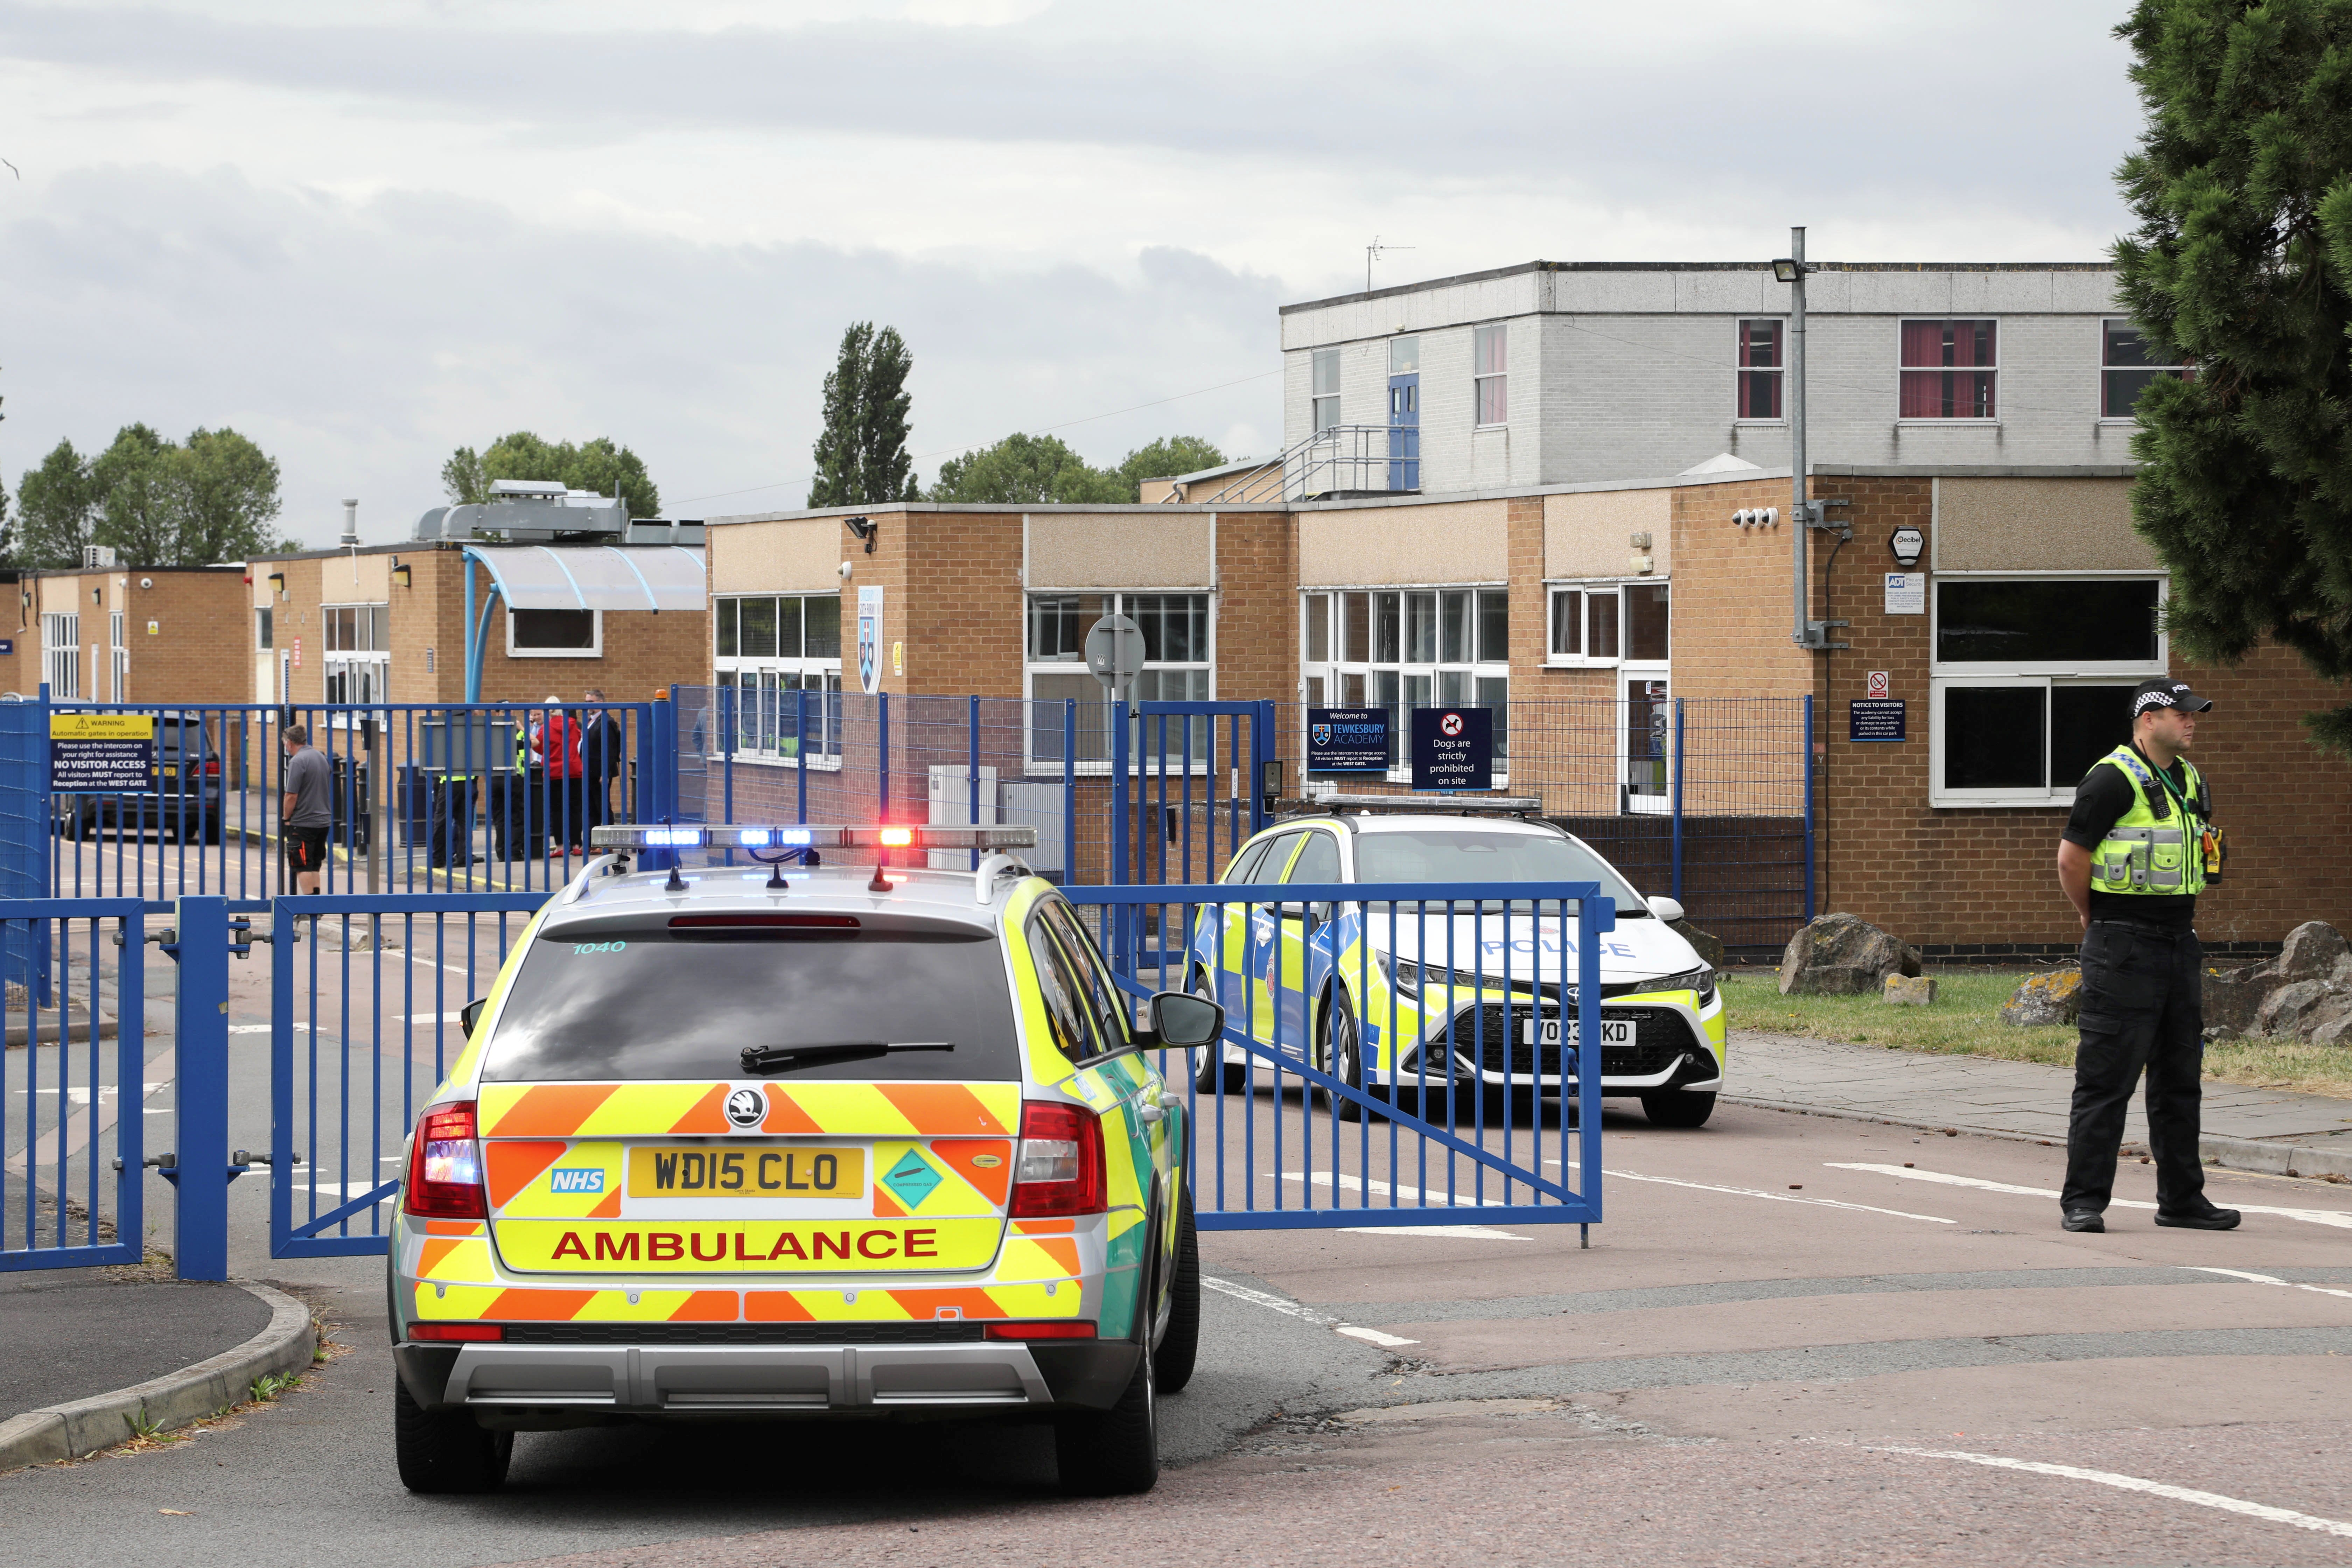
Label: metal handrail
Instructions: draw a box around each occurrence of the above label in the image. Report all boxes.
[1198,424,1415,505]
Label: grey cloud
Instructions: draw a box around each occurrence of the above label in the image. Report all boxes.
[0,0,2141,221]
[0,166,1283,545]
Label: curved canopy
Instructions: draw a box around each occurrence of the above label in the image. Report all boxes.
[467,546,705,612]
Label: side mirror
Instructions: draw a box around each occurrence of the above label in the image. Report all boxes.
[1149,990,1225,1048]
[460,997,488,1037]
[1646,895,1685,923]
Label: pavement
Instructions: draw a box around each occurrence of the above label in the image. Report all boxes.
[1729,1027,2352,1175]
[0,1271,268,1418]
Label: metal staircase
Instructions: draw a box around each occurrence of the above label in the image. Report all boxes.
[1195,425,1414,505]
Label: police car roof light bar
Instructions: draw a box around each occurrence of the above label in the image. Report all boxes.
[1274,795,1545,817]
[589,823,1040,853]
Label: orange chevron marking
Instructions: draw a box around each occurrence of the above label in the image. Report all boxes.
[490,1083,616,1138]
[424,1220,484,1237]
[486,1140,570,1209]
[416,1238,462,1278]
[878,1083,1007,1135]
[887,1287,1004,1322]
[760,1093,824,1135]
[484,1288,596,1321]
[669,1084,730,1134]
[587,1188,622,1219]
[670,1290,740,1322]
[1029,1238,1082,1278]
[1012,1218,1074,1235]
[929,1140,1013,1204]
[872,1186,909,1219]
[744,1291,817,1323]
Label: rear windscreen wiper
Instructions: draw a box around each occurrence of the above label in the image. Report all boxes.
[738,1042,954,1073]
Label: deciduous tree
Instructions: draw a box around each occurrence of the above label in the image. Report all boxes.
[808,323,918,507]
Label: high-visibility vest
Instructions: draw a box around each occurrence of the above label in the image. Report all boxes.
[2090,745,2211,896]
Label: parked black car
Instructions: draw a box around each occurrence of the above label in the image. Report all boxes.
[59,712,227,844]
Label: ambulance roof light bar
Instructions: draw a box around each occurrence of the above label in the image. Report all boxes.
[588,824,1040,852]
[1274,795,1544,818]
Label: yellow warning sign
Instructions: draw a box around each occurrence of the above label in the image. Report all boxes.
[50,714,154,741]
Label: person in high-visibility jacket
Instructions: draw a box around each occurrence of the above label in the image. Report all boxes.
[2053,677,2237,1235]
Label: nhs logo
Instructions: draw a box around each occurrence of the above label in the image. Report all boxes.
[548,1168,605,1195]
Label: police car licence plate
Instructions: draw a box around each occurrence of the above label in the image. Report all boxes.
[1523,1018,1632,1047]
[626,1146,866,1199]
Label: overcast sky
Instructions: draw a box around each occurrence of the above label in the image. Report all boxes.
[0,1,2146,547]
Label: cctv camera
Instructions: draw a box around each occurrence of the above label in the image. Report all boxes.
[838,561,854,580]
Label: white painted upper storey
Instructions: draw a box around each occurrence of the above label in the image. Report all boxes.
[1278,261,2140,496]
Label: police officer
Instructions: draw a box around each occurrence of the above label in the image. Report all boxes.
[2052,677,2239,1234]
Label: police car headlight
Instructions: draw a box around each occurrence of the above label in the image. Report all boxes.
[1650,966,1717,1006]
[1382,958,1482,999]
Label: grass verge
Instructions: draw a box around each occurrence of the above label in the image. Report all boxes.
[1720,968,2352,1100]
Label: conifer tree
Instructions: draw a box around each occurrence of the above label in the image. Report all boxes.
[808,323,917,507]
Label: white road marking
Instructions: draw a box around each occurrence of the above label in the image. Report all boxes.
[1542,1160,1958,1225]
[1202,1275,1420,1348]
[1339,1224,1531,1240]
[1828,1163,2352,1230]
[11,1082,164,1104]
[1875,1446,2352,1539]
[2188,1266,2352,1301]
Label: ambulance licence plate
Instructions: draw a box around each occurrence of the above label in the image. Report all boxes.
[626,1146,866,1198]
[1523,1018,1632,1047]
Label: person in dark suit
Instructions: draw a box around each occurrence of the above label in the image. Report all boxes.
[581,689,626,835]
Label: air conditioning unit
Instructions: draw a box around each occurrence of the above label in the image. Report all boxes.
[83,545,118,569]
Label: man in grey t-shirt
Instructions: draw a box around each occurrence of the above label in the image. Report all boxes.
[281,726,332,894]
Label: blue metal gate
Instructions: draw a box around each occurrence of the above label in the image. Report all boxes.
[0,898,147,1271]
[1067,880,1608,1236]
[1110,699,1275,886]
[266,892,547,1259]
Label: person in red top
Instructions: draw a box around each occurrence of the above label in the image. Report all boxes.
[539,696,585,852]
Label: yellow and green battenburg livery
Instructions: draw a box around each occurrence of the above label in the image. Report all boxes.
[396,875,1172,1336]
[2090,746,2209,897]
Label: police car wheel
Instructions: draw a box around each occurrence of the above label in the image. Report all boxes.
[1190,969,1242,1093]
[1055,1343,1158,1496]
[1641,1090,1716,1128]
[1152,1183,1200,1394]
[393,1376,512,1493]
[1326,989,1379,1124]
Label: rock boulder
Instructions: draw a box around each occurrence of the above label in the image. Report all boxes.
[2275,921,2350,982]
[1882,974,1937,1007]
[1778,913,1922,996]
[2202,964,2274,1036]
[2000,968,2081,1028]
[2256,979,2352,1039]
[1671,919,1726,972]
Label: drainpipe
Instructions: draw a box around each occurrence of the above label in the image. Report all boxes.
[1786,230,1809,647]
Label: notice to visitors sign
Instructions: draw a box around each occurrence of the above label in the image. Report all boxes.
[50,713,155,791]
[1307,707,1390,773]
[1849,700,1906,742]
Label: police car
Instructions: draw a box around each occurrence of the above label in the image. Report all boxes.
[1185,800,1724,1127]
[388,822,1215,1498]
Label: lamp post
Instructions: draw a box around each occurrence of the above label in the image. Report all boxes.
[1772,232,1812,648]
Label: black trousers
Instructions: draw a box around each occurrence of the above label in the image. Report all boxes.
[2062,919,2208,1213]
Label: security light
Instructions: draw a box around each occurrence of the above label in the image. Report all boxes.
[842,515,878,554]
[1772,258,1804,283]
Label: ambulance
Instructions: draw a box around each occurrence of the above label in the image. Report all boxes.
[388,823,1215,1497]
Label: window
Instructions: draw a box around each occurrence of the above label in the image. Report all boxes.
[1900,319,1997,419]
[1026,591,1212,769]
[1301,587,1508,773]
[2102,321,2193,419]
[1311,348,1341,432]
[42,612,79,699]
[1473,324,1508,426]
[322,602,389,706]
[507,608,601,657]
[1036,901,1133,1056]
[713,593,844,763]
[109,611,126,702]
[1930,576,2166,806]
[1548,581,1668,666]
[255,607,273,651]
[1737,319,1784,419]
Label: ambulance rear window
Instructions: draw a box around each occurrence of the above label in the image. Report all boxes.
[481,921,1021,1082]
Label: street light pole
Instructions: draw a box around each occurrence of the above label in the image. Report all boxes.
[1786,226,1809,648]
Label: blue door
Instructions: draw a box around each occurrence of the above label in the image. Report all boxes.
[1388,374,1420,491]
[1387,335,1420,490]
